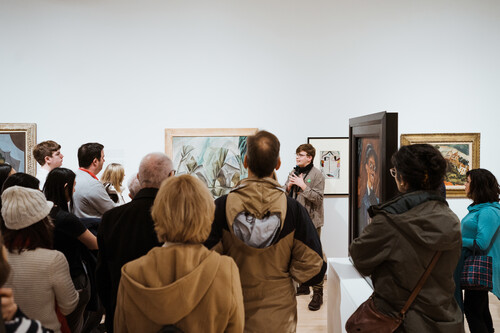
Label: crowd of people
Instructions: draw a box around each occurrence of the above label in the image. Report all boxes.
[0,131,498,333]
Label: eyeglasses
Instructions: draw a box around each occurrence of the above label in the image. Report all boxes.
[296,153,308,158]
[390,167,397,178]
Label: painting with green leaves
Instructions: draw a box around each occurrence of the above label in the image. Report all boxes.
[165,128,258,198]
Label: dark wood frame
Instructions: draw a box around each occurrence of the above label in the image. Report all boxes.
[348,112,398,245]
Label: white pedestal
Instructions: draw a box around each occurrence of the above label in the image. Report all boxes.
[327,257,373,333]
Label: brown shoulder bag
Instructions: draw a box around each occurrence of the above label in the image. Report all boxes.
[345,251,442,333]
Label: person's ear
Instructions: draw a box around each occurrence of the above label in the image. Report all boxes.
[243,155,249,169]
[44,156,51,164]
[64,183,68,189]
[275,157,281,171]
[168,170,175,177]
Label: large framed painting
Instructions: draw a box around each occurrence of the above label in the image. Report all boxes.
[0,123,37,176]
[307,137,349,195]
[349,112,398,244]
[400,133,480,198]
[165,128,258,198]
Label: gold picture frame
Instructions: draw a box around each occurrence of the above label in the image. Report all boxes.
[0,123,37,176]
[165,128,258,198]
[400,133,480,198]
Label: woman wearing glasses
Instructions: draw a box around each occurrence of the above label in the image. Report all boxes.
[350,144,464,332]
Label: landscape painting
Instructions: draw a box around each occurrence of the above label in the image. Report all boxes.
[400,133,480,198]
[165,128,258,198]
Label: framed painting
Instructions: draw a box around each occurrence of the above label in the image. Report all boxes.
[400,133,480,198]
[349,112,398,244]
[0,123,37,176]
[307,137,349,195]
[165,128,258,198]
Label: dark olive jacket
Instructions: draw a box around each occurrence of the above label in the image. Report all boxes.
[350,191,464,333]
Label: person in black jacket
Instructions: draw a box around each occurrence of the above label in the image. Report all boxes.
[96,152,175,333]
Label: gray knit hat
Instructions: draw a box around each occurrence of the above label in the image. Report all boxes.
[1,186,53,230]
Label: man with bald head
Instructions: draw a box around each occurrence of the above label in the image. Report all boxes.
[205,130,326,332]
[96,152,175,333]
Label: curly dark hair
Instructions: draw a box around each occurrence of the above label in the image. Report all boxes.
[466,168,500,204]
[391,144,447,191]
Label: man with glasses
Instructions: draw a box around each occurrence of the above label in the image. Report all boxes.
[285,143,325,311]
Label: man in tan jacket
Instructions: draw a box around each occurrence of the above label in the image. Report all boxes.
[205,130,326,333]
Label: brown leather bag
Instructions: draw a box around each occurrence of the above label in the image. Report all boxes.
[345,251,442,333]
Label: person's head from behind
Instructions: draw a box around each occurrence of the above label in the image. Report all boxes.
[295,144,315,168]
[78,142,105,174]
[127,174,141,199]
[138,153,174,189]
[365,144,378,189]
[391,144,447,193]
[465,168,500,205]
[33,140,63,169]
[101,163,125,193]
[152,175,214,244]
[0,164,15,191]
[1,186,54,253]
[44,167,76,212]
[245,130,281,178]
[1,173,40,193]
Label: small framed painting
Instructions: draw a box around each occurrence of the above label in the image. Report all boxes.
[400,133,480,198]
[0,123,37,175]
[307,137,349,195]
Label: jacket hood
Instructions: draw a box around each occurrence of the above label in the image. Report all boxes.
[119,244,221,324]
[370,191,461,251]
[226,176,287,224]
[467,201,500,213]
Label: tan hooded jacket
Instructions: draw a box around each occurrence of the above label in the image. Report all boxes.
[205,177,326,333]
[114,244,244,333]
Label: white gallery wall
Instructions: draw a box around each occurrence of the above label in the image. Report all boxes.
[1,0,499,258]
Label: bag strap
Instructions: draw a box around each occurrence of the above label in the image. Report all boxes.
[399,250,442,318]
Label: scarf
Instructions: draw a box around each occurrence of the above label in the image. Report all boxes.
[289,163,314,199]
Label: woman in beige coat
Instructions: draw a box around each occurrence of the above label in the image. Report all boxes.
[114,175,244,333]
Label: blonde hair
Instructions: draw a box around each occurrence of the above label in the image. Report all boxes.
[101,163,125,193]
[151,175,214,244]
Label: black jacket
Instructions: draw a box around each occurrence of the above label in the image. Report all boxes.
[96,188,161,333]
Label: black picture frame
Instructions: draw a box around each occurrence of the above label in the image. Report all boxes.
[307,137,349,195]
[348,112,398,245]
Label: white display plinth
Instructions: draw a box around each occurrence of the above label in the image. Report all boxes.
[327,258,374,333]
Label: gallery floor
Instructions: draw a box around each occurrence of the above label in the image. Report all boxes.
[295,284,500,333]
